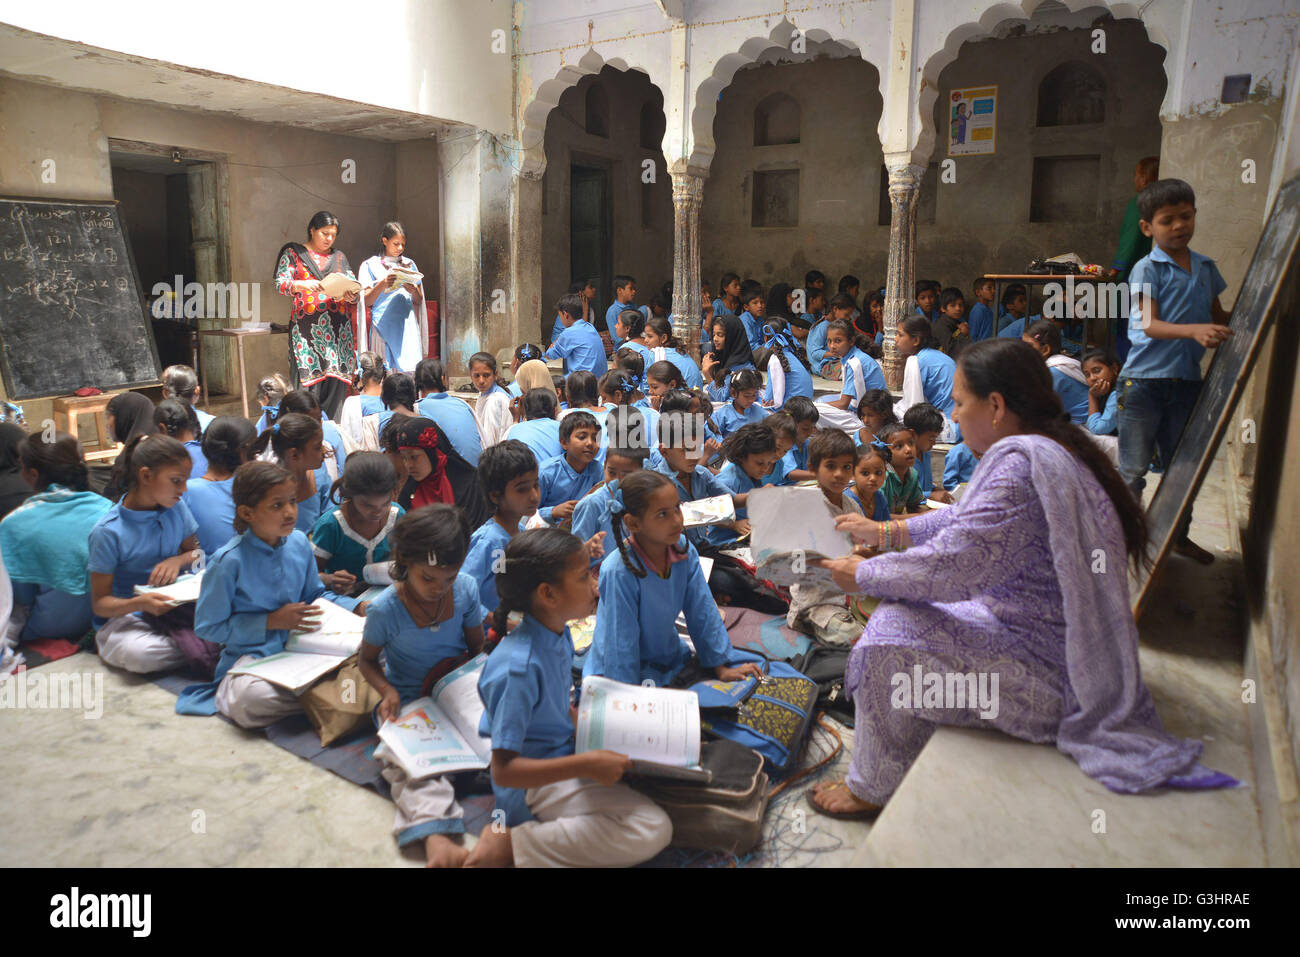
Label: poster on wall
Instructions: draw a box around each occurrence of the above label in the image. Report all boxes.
[947,86,997,156]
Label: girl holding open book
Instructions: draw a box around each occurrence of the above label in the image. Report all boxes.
[469,527,672,868]
[359,504,484,867]
[177,461,326,725]
[357,222,428,374]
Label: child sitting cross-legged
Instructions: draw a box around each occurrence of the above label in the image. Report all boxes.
[786,429,865,646]
[360,504,485,867]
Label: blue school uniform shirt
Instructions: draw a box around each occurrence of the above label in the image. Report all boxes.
[606,301,638,347]
[462,518,514,617]
[618,340,653,389]
[704,460,769,547]
[844,487,891,521]
[916,448,934,494]
[711,298,737,320]
[537,453,604,524]
[712,400,769,439]
[586,535,737,687]
[943,442,979,490]
[647,450,733,549]
[194,408,215,435]
[183,477,237,558]
[544,318,607,380]
[834,347,887,411]
[186,440,208,479]
[762,352,814,405]
[738,311,764,352]
[1087,389,1119,436]
[703,361,754,403]
[781,437,810,477]
[1122,245,1227,381]
[913,347,956,417]
[478,612,577,824]
[362,574,480,704]
[87,499,199,627]
[549,312,565,346]
[416,393,483,466]
[1048,367,1091,425]
[505,418,563,465]
[996,315,1040,339]
[968,302,994,341]
[649,346,704,389]
[571,481,621,566]
[177,529,326,715]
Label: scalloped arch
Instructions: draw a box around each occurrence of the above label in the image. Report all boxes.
[687,19,869,170]
[913,0,1172,162]
[518,49,664,177]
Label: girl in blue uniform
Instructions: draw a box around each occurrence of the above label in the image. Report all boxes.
[1082,348,1121,437]
[183,416,256,557]
[154,399,206,478]
[1023,320,1090,425]
[359,504,485,867]
[505,388,564,465]
[311,452,403,613]
[894,316,959,441]
[89,433,203,675]
[178,461,330,723]
[704,423,783,548]
[278,389,347,481]
[711,369,769,439]
[468,527,672,868]
[643,360,687,410]
[2,431,111,641]
[248,412,327,534]
[642,316,704,389]
[415,358,483,466]
[462,440,541,621]
[756,321,814,408]
[585,470,764,688]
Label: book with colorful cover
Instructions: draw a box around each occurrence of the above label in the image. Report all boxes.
[377,655,491,779]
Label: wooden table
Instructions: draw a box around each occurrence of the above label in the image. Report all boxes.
[197,327,284,420]
[52,393,121,462]
[982,273,1115,351]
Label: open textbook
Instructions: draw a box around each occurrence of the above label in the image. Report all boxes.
[680,495,735,528]
[577,676,709,782]
[226,598,365,693]
[134,570,204,606]
[377,655,490,779]
[749,485,853,585]
[319,272,362,300]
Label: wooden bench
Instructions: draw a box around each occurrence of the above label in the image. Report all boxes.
[51,394,121,462]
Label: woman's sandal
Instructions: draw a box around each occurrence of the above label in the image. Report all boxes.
[807,780,882,821]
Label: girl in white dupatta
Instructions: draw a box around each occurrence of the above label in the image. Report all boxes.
[357,222,428,374]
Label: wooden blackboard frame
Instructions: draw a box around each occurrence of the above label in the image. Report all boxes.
[1133,172,1300,618]
[0,196,162,401]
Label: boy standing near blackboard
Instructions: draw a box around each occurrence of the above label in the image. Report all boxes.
[1117,178,1233,564]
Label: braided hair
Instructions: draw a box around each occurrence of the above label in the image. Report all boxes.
[609,469,677,579]
[491,527,585,635]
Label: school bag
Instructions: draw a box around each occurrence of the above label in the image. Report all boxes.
[631,739,769,855]
[689,657,817,778]
[789,645,854,727]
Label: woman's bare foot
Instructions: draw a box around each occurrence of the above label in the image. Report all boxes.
[809,779,882,819]
[463,825,513,867]
[1173,538,1216,565]
[425,833,470,868]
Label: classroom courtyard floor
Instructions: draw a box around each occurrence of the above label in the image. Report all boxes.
[0,426,1264,867]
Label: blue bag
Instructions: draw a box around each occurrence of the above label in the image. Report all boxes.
[689,659,818,778]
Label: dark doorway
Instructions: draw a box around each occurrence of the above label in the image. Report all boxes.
[570,163,612,330]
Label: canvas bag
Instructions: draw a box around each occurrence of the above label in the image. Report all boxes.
[631,739,769,855]
[300,654,384,746]
[689,658,818,778]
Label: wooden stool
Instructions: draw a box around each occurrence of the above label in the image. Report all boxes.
[52,394,121,462]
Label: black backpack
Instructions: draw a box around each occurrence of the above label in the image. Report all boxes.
[789,645,854,727]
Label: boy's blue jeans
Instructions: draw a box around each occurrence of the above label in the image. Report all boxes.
[1116,377,1201,541]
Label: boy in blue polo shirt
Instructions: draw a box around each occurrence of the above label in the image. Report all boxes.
[605,275,638,348]
[1118,178,1232,564]
[545,293,606,379]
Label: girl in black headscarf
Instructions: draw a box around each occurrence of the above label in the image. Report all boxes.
[0,423,33,519]
[700,313,756,402]
[388,416,487,529]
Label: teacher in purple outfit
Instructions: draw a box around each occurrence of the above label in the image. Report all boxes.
[807,339,1233,820]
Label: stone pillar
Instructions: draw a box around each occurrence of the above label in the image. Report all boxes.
[881,161,925,391]
[668,163,707,360]
[438,127,525,376]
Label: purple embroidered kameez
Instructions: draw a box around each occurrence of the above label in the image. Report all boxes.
[844,433,1232,803]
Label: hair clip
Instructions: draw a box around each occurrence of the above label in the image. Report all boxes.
[427,551,440,566]
[272,422,281,435]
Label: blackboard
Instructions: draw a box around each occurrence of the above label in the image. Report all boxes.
[1133,173,1300,617]
[0,197,161,400]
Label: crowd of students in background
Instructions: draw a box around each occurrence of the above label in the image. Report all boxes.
[1,176,1228,866]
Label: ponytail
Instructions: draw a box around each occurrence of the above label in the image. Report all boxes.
[491,527,584,635]
[248,412,322,461]
[118,433,191,491]
[610,470,676,579]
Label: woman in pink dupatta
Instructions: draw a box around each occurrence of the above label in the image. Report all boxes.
[810,339,1233,818]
